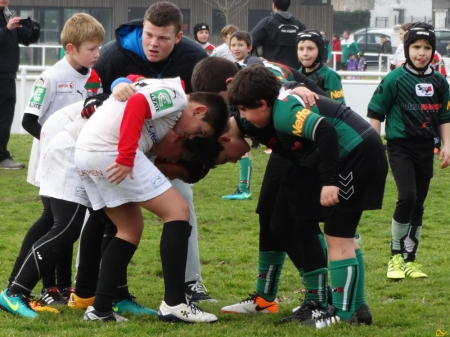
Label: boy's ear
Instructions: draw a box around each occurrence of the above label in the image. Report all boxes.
[218,135,231,143]
[259,100,268,111]
[225,77,233,85]
[65,43,76,54]
[193,105,208,116]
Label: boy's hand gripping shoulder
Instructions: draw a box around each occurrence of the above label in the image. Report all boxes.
[81,93,110,119]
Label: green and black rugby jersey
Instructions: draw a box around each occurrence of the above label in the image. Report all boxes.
[299,63,346,104]
[263,61,297,83]
[272,89,374,167]
[368,65,450,140]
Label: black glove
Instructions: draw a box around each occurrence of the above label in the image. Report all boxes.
[81,93,110,119]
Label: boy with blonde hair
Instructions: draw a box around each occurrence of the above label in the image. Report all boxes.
[211,24,239,61]
[3,12,104,311]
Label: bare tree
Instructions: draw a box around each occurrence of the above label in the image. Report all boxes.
[201,0,251,23]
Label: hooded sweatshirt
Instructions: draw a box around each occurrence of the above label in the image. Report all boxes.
[93,19,207,94]
[251,11,306,69]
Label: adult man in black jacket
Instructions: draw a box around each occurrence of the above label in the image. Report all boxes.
[251,0,306,69]
[0,1,40,169]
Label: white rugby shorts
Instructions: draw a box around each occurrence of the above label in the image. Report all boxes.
[74,148,171,210]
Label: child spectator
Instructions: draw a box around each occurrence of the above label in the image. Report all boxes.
[345,52,357,71]
[211,24,239,61]
[368,22,450,281]
[222,30,254,200]
[193,23,215,55]
[357,52,367,71]
[345,52,358,79]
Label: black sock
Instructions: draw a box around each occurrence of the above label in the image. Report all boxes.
[55,243,73,291]
[41,270,56,290]
[160,220,191,306]
[93,237,136,313]
[114,284,130,301]
[75,209,105,298]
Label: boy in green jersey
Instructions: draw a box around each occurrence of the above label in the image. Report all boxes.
[368,22,450,280]
[296,30,345,104]
[228,64,388,328]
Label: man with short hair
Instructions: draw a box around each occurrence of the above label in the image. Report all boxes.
[251,0,306,68]
[93,1,207,94]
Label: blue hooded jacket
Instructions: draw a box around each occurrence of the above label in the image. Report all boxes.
[94,19,207,94]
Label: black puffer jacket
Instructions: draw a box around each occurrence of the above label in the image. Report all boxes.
[0,8,40,79]
[94,19,208,94]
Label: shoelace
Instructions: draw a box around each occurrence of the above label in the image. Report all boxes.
[128,295,145,308]
[311,309,325,319]
[186,299,204,314]
[188,281,208,294]
[390,256,404,269]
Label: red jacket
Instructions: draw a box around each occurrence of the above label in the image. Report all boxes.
[331,39,342,62]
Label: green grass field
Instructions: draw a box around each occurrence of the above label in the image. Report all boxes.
[1,134,450,337]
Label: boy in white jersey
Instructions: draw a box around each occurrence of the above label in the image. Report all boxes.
[74,77,229,323]
[10,13,104,307]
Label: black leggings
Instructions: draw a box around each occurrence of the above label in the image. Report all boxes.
[11,198,86,295]
[387,139,434,226]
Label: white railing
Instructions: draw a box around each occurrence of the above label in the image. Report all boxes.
[19,44,62,67]
[12,59,450,136]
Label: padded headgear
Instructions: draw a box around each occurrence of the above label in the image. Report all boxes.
[296,30,324,67]
[193,23,210,42]
[403,22,436,71]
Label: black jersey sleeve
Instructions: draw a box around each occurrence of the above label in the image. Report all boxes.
[367,108,385,122]
[22,113,41,139]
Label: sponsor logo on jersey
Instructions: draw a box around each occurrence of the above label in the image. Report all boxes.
[147,123,158,143]
[330,89,344,100]
[415,83,434,97]
[56,81,76,95]
[401,103,442,111]
[29,86,46,108]
[149,89,173,113]
[292,108,311,137]
[446,101,450,110]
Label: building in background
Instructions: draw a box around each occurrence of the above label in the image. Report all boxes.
[11,0,333,66]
